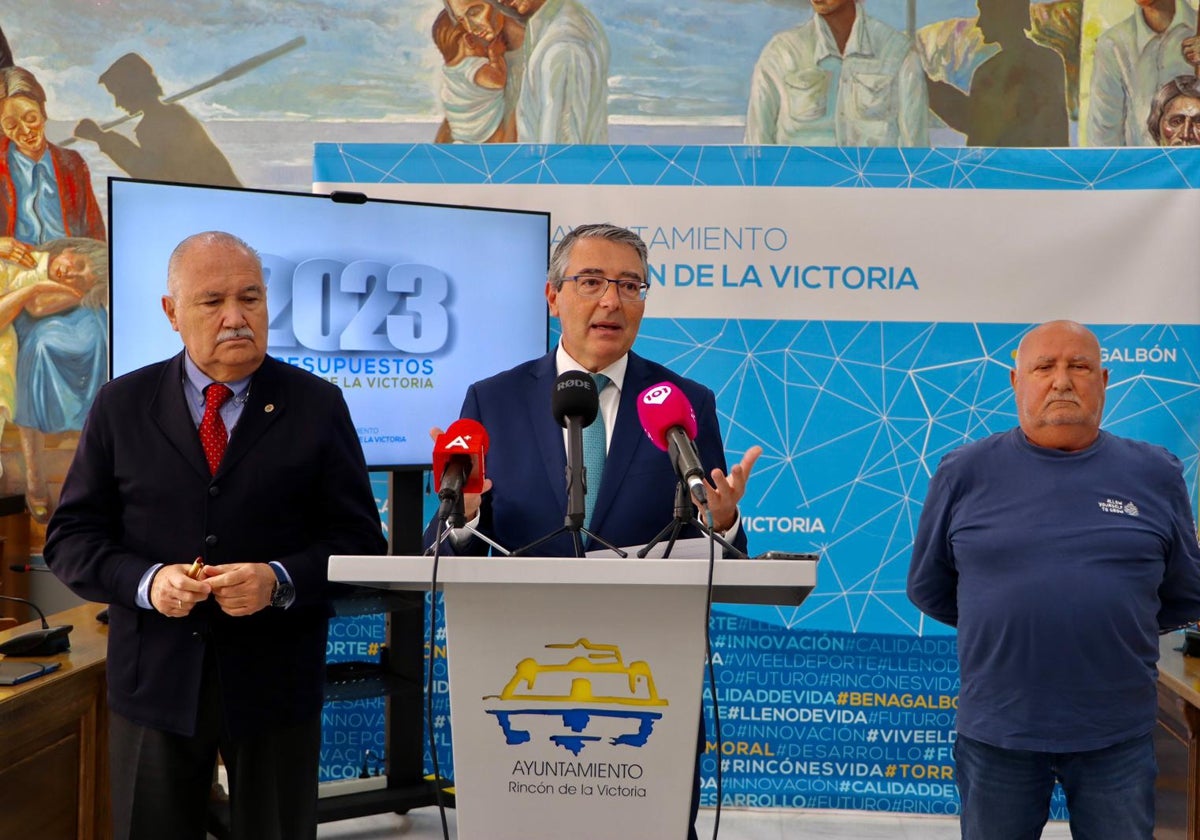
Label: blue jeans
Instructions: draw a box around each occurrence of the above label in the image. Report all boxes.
[954,732,1156,840]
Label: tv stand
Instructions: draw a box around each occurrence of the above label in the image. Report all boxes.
[318,585,451,821]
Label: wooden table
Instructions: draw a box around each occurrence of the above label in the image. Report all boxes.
[0,602,110,840]
[0,493,33,621]
[1157,633,1200,840]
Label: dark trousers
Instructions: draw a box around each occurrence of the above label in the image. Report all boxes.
[954,732,1155,840]
[108,650,321,840]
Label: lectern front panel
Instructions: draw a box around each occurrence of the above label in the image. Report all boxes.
[446,583,707,840]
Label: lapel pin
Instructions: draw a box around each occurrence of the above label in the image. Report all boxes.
[264,404,275,413]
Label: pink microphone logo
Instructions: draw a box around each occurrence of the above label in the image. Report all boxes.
[640,384,673,405]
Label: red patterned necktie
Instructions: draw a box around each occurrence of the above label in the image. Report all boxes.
[199,384,234,474]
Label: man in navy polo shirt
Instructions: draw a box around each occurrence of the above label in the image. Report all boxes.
[908,319,1200,840]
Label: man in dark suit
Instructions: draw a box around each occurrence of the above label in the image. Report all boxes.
[44,231,386,840]
[425,223,760,840]
[427,222,759,557]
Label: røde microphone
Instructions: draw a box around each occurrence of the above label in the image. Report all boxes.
[551,371,600,528]
[551,371,600,429]
[9,563,51,573]
[432,418,489,523]
[0,594,72,657]
[637,381,709,505]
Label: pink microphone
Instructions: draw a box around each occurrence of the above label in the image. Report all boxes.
[637,382,708,504]
[636,382,698,450]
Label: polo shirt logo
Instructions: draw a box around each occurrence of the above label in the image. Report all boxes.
[1098,498,1139,517]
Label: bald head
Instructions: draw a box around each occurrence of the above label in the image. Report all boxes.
[166,231,260,299]
[1015,320,1100,369]
[1011,320,1108,452]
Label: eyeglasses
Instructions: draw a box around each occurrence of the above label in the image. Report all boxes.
[562,274,650,302]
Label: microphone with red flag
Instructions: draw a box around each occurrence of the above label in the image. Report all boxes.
[637,382,709,505]
[432,418,489,523]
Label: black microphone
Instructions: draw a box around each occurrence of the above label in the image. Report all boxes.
[9,563,51,573]
[436,463,469,526]
[551,371,600,530]
[0,594,72,657]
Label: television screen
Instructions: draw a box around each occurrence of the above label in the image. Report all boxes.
[108,178,550,469]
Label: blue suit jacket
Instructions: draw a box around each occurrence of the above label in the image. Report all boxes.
[426,350,746,557]
[45,353,387,737]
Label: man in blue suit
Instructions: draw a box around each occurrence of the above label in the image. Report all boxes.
[426,223,760,840]
[427,222,759,557]
[45,231,386,840]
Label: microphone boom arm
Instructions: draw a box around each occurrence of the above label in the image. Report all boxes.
[667,429,709,505]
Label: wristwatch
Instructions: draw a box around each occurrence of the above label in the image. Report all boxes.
[269,563,295,608]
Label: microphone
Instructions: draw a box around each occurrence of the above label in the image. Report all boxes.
[0,594,72,657]
[9,563,52,573]
[551,371,600,529]
[637,382,709,505]
[432,418,489,523]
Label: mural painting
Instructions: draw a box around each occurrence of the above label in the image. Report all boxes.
[0,64,107,535]
[1149,74,1200,144]
[72,52,244,187]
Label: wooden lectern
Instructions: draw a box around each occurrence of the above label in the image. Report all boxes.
[328,553,816,840]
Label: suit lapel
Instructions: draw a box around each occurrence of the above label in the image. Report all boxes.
[150,353,211,480]
[528,353,567,515]
[219,356,285,475]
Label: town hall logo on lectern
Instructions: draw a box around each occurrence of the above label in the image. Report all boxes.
[483,639,668,755]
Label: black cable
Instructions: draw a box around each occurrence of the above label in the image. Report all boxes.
[704,508,722,840]
[425,521,451,840]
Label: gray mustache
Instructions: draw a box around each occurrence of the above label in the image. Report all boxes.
[216,327,255,343]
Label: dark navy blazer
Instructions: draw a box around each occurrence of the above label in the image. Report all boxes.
[426,350,747,558]
[45,352,387,737]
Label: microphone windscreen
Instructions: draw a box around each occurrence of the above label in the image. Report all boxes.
[551,371,600,429]
[432,418,489,493]
[637,382,699,451]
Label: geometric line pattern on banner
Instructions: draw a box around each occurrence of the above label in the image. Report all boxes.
[631,320,1200,637]
[315,144,1200,191]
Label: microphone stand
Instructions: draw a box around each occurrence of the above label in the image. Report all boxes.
[0,594,73,656]
[637,481,746,559]
[426,493,511,556]
[514,416,626,558]
[514,499,627,558]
